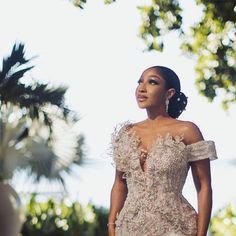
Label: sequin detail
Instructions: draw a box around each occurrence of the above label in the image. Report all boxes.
[110,121,217,236]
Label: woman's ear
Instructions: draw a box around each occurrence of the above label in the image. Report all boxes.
[166,88,176,100]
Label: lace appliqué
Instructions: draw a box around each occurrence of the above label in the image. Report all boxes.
[110,121,217,236]
[187,140,217,162]
[109,121,139,172]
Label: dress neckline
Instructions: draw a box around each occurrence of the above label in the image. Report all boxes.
[123,124,186,174]
[118,120,209,174]
[125,122,186,154]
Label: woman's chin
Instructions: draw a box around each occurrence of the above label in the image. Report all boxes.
[137,103,148,109]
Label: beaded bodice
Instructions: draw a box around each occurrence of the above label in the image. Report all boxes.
[110,122,217,236]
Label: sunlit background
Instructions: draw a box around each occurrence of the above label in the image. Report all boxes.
[1,0,236,233]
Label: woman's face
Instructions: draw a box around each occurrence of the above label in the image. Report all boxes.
[135,68,171,110]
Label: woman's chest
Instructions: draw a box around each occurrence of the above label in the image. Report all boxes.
[134,143,188,173]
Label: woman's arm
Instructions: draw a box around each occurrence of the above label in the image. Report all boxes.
[108,169,128,236]
[190,159,212,236]
[182,121,213,236]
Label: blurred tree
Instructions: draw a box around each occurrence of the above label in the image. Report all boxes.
[70,0,236,109]
[0,43,84,185]
[181,0,236,109]
[20,194,109,236]
[210,201,236,235]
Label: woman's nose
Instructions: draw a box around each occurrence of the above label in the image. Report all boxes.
[138,83,146,92]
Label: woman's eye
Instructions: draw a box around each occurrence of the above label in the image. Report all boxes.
[137,79,143,84]
[149,79,158,85]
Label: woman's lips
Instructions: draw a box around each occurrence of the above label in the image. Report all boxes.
[137,95,148,102]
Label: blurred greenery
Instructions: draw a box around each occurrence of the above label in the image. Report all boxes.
[20,194,108,236]
[19,194,236,236]
[181,0,236,109]
[210,201,236,235]
[0,43,84,185]
[73,0,87,9]
[71,0,236,109]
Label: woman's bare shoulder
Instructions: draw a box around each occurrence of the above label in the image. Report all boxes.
[176,120,204,144]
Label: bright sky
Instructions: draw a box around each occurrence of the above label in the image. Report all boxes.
[1,0,236,214]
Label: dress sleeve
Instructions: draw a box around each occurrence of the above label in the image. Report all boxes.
[110,122,131,172]
[187,140,217,162]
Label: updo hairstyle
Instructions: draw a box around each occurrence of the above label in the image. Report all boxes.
[152,66,188,118]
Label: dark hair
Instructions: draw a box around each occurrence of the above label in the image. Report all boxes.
[150,65,188,118]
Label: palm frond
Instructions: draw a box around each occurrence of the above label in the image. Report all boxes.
[0,67,34,102]
[73,134,85,165]
[14,126,29,143]
[26,139,56,181]
[0,43,31,83]
[24,83,67,106]
[0,42,76,123]
[0,42,84,186]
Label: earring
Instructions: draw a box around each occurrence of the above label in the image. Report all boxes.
[165,99,169,113]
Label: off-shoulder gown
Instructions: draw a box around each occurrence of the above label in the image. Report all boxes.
[110,122,217,236]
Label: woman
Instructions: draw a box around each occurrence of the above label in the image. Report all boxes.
[108,66,217,236]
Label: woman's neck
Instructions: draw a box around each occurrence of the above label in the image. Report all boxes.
[146,109,169,121]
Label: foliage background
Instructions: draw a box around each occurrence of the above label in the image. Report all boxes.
[20,195,108,236]
[0,0,236,235]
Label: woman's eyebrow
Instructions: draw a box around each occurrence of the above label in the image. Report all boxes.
[148,74,162,80]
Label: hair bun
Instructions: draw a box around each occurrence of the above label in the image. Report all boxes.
[168,92,188,118]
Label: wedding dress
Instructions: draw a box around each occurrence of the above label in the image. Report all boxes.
[110,122,217,236]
